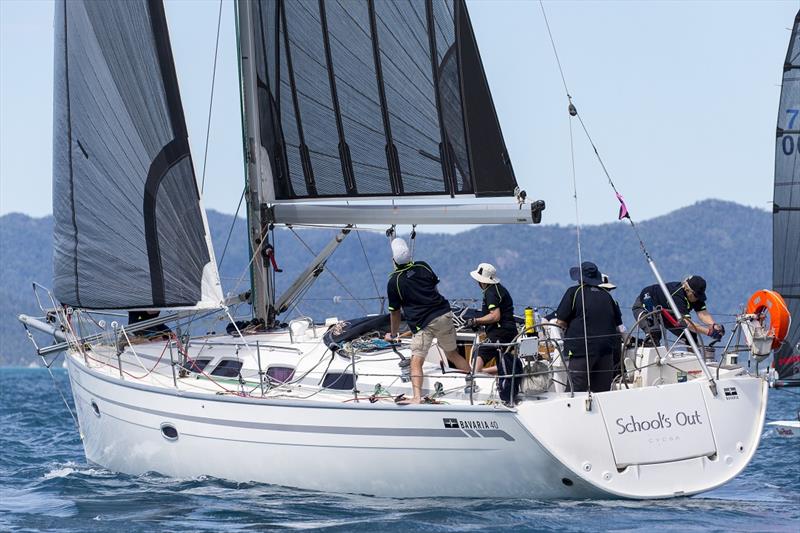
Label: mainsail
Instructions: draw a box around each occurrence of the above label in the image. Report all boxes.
[773,9,800,380]
[52,0,223,310]
[242,0,518,201]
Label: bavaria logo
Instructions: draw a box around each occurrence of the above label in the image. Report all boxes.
[443,418,459,429]
[724,387,738,400]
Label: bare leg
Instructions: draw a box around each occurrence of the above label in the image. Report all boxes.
[409,355,425,403]
[475,356,497,375]
[444,349,470,372]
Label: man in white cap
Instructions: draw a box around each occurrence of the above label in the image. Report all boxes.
[385,238,469,403]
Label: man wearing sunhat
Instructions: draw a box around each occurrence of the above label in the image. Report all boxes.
[466,263,520,403]
[465,263,517,374]
[632,275,723,345]
[554,261,623,393]
[384,238,470,403]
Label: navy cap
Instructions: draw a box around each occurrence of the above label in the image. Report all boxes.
[569,261,602,286]
[686,275,707,301]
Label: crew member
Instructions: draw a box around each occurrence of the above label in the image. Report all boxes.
[128,310,171,341]
[465,263,517,375]
[465,263,521,403]
[384,238,469,404]
[554,261,623,393]
[631,275,723,344]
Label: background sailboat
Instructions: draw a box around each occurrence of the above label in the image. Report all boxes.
[773,10,800,388]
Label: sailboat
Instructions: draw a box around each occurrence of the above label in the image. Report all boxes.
[18,0,780,499]
[772,10,800,389]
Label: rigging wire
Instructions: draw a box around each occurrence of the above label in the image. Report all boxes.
[355,226,384,314]
[200,0,224,193]
[540,0,592,397]
[539,0,651,259]
[218,186,246,269]
[567,111,593,397]
[288,227,369,314]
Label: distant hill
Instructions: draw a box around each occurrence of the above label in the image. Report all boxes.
[0,199,771,366]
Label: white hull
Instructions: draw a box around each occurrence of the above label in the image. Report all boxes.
[66,346,768,499]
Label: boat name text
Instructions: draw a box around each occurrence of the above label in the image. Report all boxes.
[615,410,703,435]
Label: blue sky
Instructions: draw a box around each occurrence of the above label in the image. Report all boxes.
[1,0,796,227]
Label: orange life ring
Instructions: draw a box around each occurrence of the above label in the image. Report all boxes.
[745,289,791,349]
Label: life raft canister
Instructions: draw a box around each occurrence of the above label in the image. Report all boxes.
[745,289,791,349]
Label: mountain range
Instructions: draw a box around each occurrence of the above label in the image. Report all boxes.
[0,199,771,366]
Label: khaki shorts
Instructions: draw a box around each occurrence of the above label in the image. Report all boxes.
[410,311,457,358]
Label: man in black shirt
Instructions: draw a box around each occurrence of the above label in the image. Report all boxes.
[465,263,517,374]
[466,263,521,404]
[555,261,623,393]
[632,275,722,344]
[384,238,469,403]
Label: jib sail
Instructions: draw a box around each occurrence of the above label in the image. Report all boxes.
[52,0,223,310]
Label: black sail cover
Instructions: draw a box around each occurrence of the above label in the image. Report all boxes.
[245,0,518,200]
[773,10,800,379]
[53,0,223,310]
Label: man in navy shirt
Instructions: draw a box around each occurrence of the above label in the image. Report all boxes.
[384,238,469,403]
[555,261,623,393]
[632,275,722,344]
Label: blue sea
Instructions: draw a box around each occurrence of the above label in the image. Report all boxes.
[1,368,798,532]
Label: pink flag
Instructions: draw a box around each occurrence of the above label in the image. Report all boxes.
[616,193,630,220]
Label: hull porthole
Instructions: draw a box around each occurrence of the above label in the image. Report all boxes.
[160,423,179,441]
[561,477,573,487]
[90,400,100,417]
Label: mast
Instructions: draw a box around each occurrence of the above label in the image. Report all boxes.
[236,0,276,325]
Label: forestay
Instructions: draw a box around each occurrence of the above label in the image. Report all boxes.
[52,0,223,310]
[242,0,518,201]
[773,9,800,380]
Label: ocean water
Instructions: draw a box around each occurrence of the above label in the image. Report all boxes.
[1,368,798,532]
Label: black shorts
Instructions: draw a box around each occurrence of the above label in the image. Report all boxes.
[476,331,516,364]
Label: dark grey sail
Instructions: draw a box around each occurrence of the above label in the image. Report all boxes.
[773,9,800,381]
[53,0,222,310]
[244,0,517,201]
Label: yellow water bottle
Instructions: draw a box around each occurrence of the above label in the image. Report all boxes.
[524,307,535,336]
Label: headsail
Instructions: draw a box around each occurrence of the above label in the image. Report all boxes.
[773,9,800,380]
[241,0,518,201]
[53,0,223,310]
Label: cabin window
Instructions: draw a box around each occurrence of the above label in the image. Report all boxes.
[210,359,243,378]
[182,358,211,373]
[161,423,178,441]
[90,400,100,417]
[267,366,295,383]
[322,372,355,390]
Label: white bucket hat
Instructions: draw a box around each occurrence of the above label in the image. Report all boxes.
[390,238,412,264]
[470,263,500,284]
[599,273,616,291]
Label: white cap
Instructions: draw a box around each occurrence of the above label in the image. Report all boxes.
[391,238,412,264]
[470,263,500,284]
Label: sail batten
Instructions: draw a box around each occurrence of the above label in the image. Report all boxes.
[241,0,518,202]
[53,0,223,310]
[773,10,800,380]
